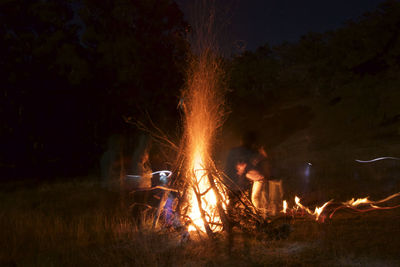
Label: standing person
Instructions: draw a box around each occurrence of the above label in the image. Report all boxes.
[225,131,270,213]
[250,146,270,213]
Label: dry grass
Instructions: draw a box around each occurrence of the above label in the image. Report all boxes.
[1,178,400,266]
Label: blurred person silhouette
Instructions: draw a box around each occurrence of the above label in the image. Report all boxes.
[225,131,270,216]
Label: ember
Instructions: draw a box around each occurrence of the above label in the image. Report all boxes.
[281,192,400,222]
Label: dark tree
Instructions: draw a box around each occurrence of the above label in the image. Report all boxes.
[0,0,189,179]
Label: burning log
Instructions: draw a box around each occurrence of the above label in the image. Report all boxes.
[280,192,400,223]
[192,179,214,237]
[327,192,400,219]
[207,171,230,230]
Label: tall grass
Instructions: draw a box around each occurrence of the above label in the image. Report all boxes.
[0,179,179,266]
[1,178,400,266]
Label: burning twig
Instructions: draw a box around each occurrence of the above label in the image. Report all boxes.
[128,186,178,193]
[192,180,214,237]
[218,171,265,223]
[207,171,230,231]
[329,204,400,218]
[281,192,400,222]
[328,192,400,219]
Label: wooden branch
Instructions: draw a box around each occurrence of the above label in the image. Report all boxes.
[152,191,169,229]
[144,110,180,151]
[129,185,178,193]
[123,115,179,151]
[129,202,154,210]
[207,171,230,231]
[193,183,214,238]
[216,170,264,222]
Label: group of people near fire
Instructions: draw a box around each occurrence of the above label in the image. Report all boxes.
[225,131,283,217]
[127,130,283,218]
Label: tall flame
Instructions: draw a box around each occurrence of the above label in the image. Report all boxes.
[181,4,227,231]
[186,150,223,232]
[183,56,227,231]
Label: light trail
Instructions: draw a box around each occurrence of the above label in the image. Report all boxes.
[126,170,172,180]
[355,157,400,163]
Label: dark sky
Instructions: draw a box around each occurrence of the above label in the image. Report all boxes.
[176,0,387,51]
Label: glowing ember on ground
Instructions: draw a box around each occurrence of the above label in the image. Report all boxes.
[282,192,400,222]
[344,197,370,206]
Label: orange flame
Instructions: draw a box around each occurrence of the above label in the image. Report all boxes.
[293,196,332,221]
[313,201,332,221]
[282,200,288,214]
[344,197,370,206]
[283,193,400,222]
[186,151,226,232]
[182,21,227,232]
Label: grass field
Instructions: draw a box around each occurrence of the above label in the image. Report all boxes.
[1,178,400,266]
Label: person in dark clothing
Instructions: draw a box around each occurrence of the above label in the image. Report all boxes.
[225,131,270,211]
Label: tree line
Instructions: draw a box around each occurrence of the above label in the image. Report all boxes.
[226,0,400,152]
[2,0,400,179]
[0,0,189,178]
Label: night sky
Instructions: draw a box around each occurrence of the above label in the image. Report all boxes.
[2,0,399,180]
[177,0,387,51]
